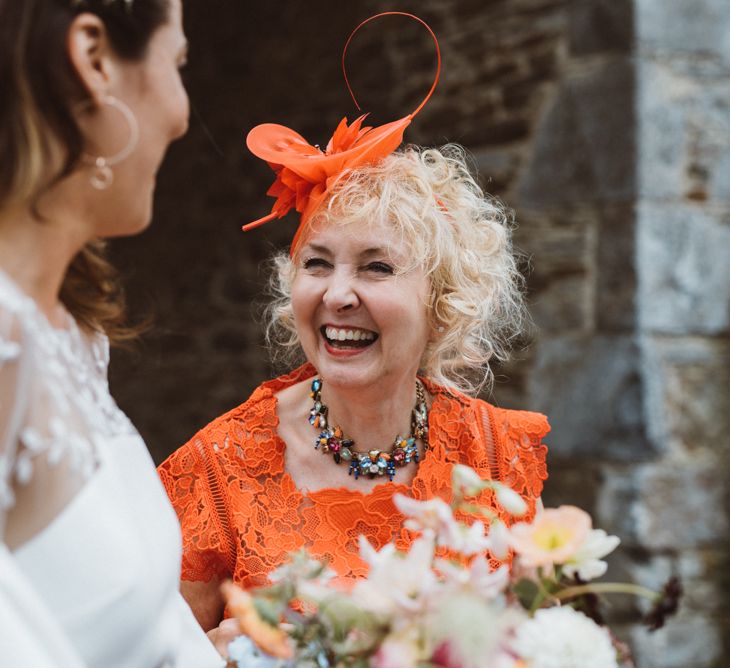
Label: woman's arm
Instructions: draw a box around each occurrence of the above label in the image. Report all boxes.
[182,577,242,661]
[181,577,225,632]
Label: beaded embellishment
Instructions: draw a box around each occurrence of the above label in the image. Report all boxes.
[308,378,429,481]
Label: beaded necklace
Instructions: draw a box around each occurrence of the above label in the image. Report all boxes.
[308,377,429,481]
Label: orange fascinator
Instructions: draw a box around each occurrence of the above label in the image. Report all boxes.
[243,12,441,253]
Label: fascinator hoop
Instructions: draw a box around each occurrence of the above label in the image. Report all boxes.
[243,12,441,254]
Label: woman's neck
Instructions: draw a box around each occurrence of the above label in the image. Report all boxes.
[317,373,422,452]
[0,196,89,326]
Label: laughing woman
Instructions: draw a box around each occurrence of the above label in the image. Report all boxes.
[158,140,550,636]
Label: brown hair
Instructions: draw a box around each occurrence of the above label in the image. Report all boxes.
[0,0,170,340]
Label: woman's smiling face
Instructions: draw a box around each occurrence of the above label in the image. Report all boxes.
[291,220,432,391]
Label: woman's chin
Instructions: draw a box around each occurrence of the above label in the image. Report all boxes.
[100,201,154,238]
[315,357,376,390]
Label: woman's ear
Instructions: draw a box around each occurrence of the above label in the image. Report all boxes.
[66,12,118,102]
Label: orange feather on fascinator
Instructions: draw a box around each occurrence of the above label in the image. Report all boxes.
[243,12,441,254]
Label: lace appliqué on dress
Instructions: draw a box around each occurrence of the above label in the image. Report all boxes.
[0,272,136,513]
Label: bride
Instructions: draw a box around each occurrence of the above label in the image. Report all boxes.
[0,0,223,665]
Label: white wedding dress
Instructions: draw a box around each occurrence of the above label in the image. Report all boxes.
[0,270,224,667]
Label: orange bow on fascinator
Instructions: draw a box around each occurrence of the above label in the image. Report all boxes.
[243,12,441,254]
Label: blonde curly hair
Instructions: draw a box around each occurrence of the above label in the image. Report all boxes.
[263,144,526,396]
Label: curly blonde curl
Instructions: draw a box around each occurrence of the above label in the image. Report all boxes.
[263,144,526,396]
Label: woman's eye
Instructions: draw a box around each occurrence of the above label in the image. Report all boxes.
[303,257,331,270]
[366,262,394,274]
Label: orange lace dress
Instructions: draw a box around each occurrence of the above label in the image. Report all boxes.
[158,364,549,590]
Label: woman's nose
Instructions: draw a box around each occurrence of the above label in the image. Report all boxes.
[323,271,359,312]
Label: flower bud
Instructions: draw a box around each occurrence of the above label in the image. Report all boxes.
[495,484,528,517]
[452,464,486,496]
[487,519,511,560]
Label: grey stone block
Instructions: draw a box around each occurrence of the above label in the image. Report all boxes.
[515,209,596,332]
[638,60,730,202]
[529,334,652,460]
[640,336,730,453]
[540,456,601,513]
[636,0,730,63]
[597,204,637,331]
[633,460,728,549]
[597,465,641,541]
[569,0,634,56]
[517,58,636,207]
[637,202,730,334]
[630,612,722,668]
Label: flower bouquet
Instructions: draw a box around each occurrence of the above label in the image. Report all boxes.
[222,465,680,668]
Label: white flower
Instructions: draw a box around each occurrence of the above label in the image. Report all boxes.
[436,556,509,601]
[494,484,528,517]
[355,534,438,616]
[563,529,621,581]
[487,519,511,560]
[512,607,619,668]
[440,519,492,556]
[394,493,457,536]
[394,493,494,556]
[452,464,487,496]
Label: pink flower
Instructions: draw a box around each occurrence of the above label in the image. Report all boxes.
[431,639,464,667]
[509,506,591,569]
[426,592,525,668]
[509,506,620,578]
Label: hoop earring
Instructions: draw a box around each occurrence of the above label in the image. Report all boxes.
[81,95,139,190]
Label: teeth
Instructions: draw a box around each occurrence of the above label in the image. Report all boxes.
[325,326,375,342]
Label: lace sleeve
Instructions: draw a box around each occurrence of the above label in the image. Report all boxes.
[481,402,549,519]
[497,406,549,497]
[158,434,233,583]
[0,307,31,515]
[0,298,98,537]
[0,308,87,666]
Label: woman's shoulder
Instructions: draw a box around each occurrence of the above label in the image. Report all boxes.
[486,402,550,441]
[193,363,317,441]
[161,364,318,480]
[425,377,550,439]
[477,400,549,499]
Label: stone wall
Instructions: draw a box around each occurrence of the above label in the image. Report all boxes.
[109,1,729,664]
[627,1,730,664]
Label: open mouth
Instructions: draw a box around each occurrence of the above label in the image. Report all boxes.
[321,325,379,349]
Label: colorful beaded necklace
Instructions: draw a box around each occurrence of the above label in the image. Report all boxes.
[308,377,429,481]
